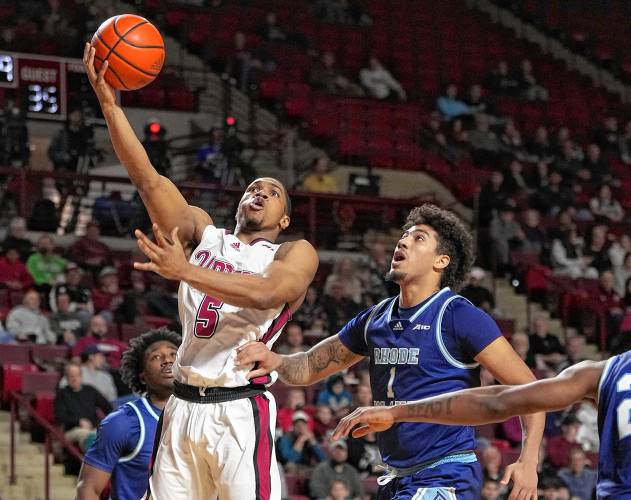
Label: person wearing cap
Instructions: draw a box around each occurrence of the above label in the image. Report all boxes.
[67,221,113,277]
[276,410,326,470]
[547,414,584,469]
[49,262,93,318]
[60,344,118,403]
[460,267,495,313]
[0,244,33,290]
[309,439,364,500]
[91,266,123,322]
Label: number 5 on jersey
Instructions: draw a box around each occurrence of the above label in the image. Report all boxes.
[195,295,223,338]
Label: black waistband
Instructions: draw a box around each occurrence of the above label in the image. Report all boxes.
[173,380,266,404]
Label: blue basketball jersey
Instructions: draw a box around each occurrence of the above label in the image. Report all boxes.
[339,287,501,469]
[83,396,161,500]
[597,351,631,499]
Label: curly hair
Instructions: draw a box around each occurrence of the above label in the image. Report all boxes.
[119,327,182,394]
[403,204,474,291]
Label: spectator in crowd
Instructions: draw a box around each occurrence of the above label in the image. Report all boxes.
[580,143,611,184]
[560,335,587,369]
[598,269,624,336]
[554,140,583,182]
[313,404,336,441]
[309,440,364,500]
[619,119,631,165]
[584,225,614,274]
[481,478,502,500]
[67,221,112,276]
[26,234,66,292]
[6,289,55,344]
[589,184,624,223]
[293,286,329,336]
[60,344,117,402]
[502,158,530,196]
[49,262,93,317]
[575,400,599,453]
[436,83,472,120]
[468,113,504,167]
[326,479,351,500]
[312,0,372,26]
[501,123,531,164]
[277,410,326,469]
[614,252,631,296]
[196,125,245,187]
[302,157,340,193]
[359,57,406,101]
[91,190,136,237]
[534,169,575,215]
[361,241,390,301]
[557,448,597,500]
[257,11,287,43]
[277,388,310,433]
[528,316,565,369]
[481,445,504,483]
[489,204,525,273]
[322,279,362,333]
[478,170,510,228]
[324,257,362,304]
[309,51,363,97]
[550,223,596,279]
[49,288,85,345]
[225,31,273,92]
[277,322,309,355]
[464,83,492,117]
[347,430,381,477]
[460,267,495,313]
[54,362,112,450]
[91,266,124,322]
[2,217,33,260]
[0,245,33,290]
[528,126,555,163]
[353,383,373,409]
[486,59,519,96]
[317,374,353,417]
[73,315,127,369]
[547,414,583,469]
[517,59,548,101]
[520,209,548,256]
[592,116,620,154]
[510,331,536,368]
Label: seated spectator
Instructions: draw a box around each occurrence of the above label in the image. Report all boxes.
[615,252,631,296]
[528,126,555,163]
[313,404,336,442]
[277,410,326,469]
[322,280,362,333]
[359,57,406,101]
[584,225,614,274]
[6,289,55,344]
[598,269,624,335]
[60,344,117,402]
[555,140,584,181]
[436,83,472,120]
[49,262,93,318]
[501,123,532,163]
[489,204,525,273]
[309,51,363,97]
[510,331,536,368]
[91,191,136,237]
[324,257,362,304]
[589,184,624,223]
[517,59,548,102]
[353,384,373,409]
[468,114,504,167]
[326,479,351,500]
[1,216,33,260]
[464,83,492,116]
[26,234,66,293]
[619,119,631,165]
[547,414,583,468]
[293,286,329,337]
[302,157,340,193]
[196,126,245,187]
[550,224,596,279]
[485,59,519,96]
[460,267,495,313]
[360,241,390,301]
[529,316,565,369]
[502,158,529,196]
[91,266,124,322]
[54,362,112,451]
[541,479,572,500]
[346,430,381,477]
[277,388,312,433]
[592,116,620,154]
[73,315,127,369]
[309,440,364,500]
[520,209,547,256]
[534,169,575,215]
[558,448,597,500]
[256,11,287,43]
[225,31,274,92]
[481,445,504,482]
[478,170,510,228]
[580,143,611,185]
[575,400,599,453]
[276,322,308,355]
[317,375,353,417]
[481,478,502,500]
[560,335,587,369]
[67,221,112,276]
[49,288,85,345]
[0,245,33,290]
[527,161,549,193]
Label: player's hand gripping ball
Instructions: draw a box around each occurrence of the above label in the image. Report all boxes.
[91,14,164,91]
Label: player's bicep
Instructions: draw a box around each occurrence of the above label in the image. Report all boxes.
[265,240,318,306]
[475,336,537,385]
[76,462,111,499]
[307,335,364,382]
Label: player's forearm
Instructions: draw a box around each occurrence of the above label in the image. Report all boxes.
[518,411,545,464]
[100,103,159,191]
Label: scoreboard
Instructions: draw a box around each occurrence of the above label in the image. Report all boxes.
[0,52,105,121]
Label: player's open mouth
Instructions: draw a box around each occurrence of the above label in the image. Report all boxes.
[162,366,174,377]
[248,199,265,211]
[392,250,406,263]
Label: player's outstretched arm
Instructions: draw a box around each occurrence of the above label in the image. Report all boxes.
[83,43,209,247]
[75,463,111,500]
[333,360,604,438]
[236,335,364,385]
[135,226,318,310]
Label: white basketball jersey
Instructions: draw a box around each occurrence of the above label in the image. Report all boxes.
[174,225,291,388]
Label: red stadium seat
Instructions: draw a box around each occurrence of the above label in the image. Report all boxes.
[21,372,60,394]
[30,344,70,364]
[2,364,39,401]
[0,344,32,365]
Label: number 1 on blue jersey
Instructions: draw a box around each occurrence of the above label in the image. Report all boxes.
[387,367,396,399]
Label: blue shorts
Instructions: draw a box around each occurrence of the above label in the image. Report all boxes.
[376,460,482,500]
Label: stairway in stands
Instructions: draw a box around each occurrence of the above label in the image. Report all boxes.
[0,411,76,500]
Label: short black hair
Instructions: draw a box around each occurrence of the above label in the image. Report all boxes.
[403,204,474,291]
[119,327,181,394]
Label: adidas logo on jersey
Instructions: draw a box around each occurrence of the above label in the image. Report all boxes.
[412,324,431,331]
[392,321,404,331]
[230,242,241,251]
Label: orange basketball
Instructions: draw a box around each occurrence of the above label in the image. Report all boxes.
[91,14,165,91]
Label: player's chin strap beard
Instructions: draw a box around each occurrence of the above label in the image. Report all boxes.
[385,270,406,282]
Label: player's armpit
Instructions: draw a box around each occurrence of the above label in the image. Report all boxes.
[76,462,111,500]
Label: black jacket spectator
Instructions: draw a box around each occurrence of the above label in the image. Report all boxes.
[54,384,111,431]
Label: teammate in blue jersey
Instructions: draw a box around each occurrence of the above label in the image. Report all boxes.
[76,328,181,500]
[334,351,631,499]
[237,204,544,499]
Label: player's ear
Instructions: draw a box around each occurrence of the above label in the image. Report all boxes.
[279,214,290,231]
[138,371,146,387]
[434,254,450,270]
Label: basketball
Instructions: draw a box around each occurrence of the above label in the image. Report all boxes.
[91,14,164,91]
